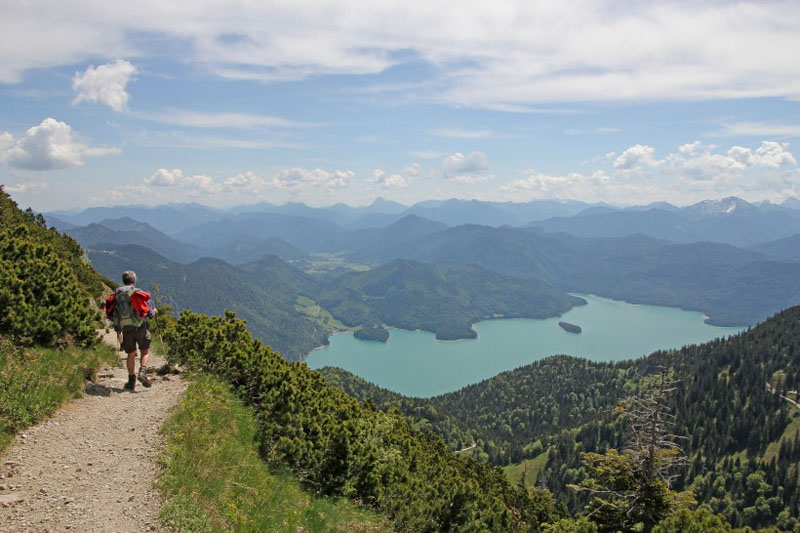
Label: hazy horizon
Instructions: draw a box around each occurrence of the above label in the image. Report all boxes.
[36,193,800,215]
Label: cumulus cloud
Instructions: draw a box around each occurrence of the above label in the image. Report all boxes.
[272,168,354,190]
[368,164,422,189]
[144,168,184,186]
[143,168,220,195]
[72,60,136,112]
[441,152,490,182]
[500,170,611,201]
[0,118,119,170]
[496,138,800,205]
[614,144,662,170]
[223,171,265,191]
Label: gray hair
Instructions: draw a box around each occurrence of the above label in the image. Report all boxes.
[121,270,137,285]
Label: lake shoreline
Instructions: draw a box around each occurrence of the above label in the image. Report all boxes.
[307,294,745,397]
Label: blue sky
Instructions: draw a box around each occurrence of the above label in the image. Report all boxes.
[1,0,799,210]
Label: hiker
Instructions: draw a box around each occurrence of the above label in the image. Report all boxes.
[104,270,158,391]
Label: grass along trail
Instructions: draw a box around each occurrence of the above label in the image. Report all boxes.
[0,330,185,532]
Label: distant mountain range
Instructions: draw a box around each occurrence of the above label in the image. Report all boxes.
[66,217,203,264]
[349,224,800,326]
[48,196,800,248]
[59,195,800,340]
[529,196,800,247]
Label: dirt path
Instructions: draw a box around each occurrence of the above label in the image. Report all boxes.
[0,331,185,532]
[767,382,800,410]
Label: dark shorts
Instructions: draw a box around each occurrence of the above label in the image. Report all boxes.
[121,325,151,354]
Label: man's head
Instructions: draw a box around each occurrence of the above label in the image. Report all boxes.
[122,270,137,285]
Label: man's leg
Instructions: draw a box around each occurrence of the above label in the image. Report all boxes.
[137,342,152,388]
[125,350,137,390]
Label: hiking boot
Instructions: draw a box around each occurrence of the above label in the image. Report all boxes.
[123,380,135,392]
[137,367,152,388]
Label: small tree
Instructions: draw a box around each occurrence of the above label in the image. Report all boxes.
[570,366,693,533]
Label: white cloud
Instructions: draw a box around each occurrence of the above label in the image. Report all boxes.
[712,122,800,137]
[498,139,800,205]
[368,164,422,189]
[72,59,136,112]
[144,168,184,186]
[0,118,119,170]
[679,141,702,154]
[224,171,265,192]
[500,170,611,201]
[751,141,797,167]
[409,150,446,160]
[131,130,303,150]
[7,2,799,106]
[272,168,354,190]
[143,168,220,195]
[663,141,796,182]
[431,129,493,139]
[614,144,661,170]
[138,109,301,129]
[4,180,47,194]
[441,152,490,182]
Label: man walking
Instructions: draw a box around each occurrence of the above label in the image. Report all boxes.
[105,270,158,391]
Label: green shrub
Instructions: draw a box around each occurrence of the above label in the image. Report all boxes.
[164,309,562,531]
[0,225,99,346]
[159,374,389,532]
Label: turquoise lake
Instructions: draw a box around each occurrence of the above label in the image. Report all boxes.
[305,294,745,398]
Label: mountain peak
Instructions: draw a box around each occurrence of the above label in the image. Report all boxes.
[685,196,754,216]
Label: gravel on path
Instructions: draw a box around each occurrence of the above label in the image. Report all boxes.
[0,331,186,532]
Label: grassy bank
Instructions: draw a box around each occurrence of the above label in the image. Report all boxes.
[0,337,118,452]
[158,375,389,532]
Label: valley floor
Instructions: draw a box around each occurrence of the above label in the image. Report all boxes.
[0,331,185,532]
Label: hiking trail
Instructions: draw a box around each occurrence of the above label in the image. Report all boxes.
[0,330,185,532]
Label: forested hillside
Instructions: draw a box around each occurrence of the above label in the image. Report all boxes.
[66,217,203,263]
[322,306,800,530]
[163,309,562,531]
[318,259,583,340]
[0,187,116,450]
[86,244,326,360]
[85,245,584,352]
[0,187,107,346]
[357,224,800,326]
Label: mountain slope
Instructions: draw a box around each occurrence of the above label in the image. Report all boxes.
[67,218,202,263]
[748,233,800,262]
[321,305,800,529]
[174,212,344,252]
[352,224,800,326]
[317,259,583,339]
[85,244,324,360]
[47,203,225,234]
